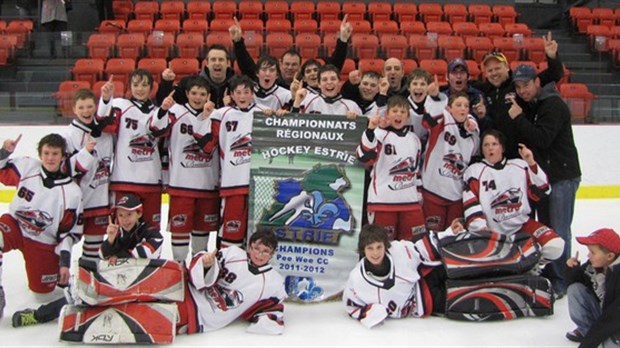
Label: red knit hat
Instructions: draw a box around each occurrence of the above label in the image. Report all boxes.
[576,228,620,254]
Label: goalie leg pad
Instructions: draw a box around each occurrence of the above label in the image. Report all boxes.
[76,258,185,306]
[59,302,178,344]
[445,274,554,321]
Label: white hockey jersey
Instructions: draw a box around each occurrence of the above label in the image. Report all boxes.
[422,108,479,202]
[342,240,442,328]
[463,158,551,235]
[187,246,287,334]
[201,104,262,196]
[97,98,163,193]
[254,84,292,111]
[357,127,423,210]
[406,94,447,147]
[63,120,115,217]
[0,156,83,254]
[150,103,220,197]
[300,94,363,116]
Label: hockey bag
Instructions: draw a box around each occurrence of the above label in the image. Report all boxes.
[59,302,178,344]
[445,274,554,321]
[76,258,185,306]
[437,230,541,279]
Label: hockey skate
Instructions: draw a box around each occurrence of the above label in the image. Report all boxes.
[12,309,39,328]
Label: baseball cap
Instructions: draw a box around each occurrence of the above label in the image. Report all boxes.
[576,228,620,254]
[112,193,143,212]
[448,58,468,74]
[512,64,537,83]
[482,51,508,66]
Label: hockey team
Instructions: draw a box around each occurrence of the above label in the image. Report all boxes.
[0,14,616,348]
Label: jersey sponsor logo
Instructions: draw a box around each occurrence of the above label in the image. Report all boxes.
[207,285,244,310]
[15,209,53,235]
[388,156,417,191]
[225,220,241,233]
[439,152,467,179]
[41,273,59,283]
[203,214,218,223]
[259,164,354,245]
[171,214,187,227]
[89,157,112,189]
[181,143,212,168]
[0,221,11,233]
[127,134,156,162]
[230,133,252,166]
[491,187,523,222]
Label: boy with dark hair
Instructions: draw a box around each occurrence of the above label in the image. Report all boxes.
[196,75,264,247]
[0,133,84,318]
[63,88,115,261]
[565,228,620,347]
[155,76,220,262]
[341,70,390,117]
[357,95,425,241]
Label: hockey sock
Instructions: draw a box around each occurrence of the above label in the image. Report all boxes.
[81,234,104,261]
[171,231,190,262]
[35,297,68,323]
[191,230,209,254]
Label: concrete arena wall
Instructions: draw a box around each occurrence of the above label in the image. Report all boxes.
[0,124,618,201]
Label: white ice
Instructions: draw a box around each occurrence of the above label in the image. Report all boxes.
[2,199,619,347]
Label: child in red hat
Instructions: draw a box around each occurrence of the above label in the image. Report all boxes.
[565,228,620,347]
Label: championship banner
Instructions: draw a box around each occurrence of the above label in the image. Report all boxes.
[249,112,366,303]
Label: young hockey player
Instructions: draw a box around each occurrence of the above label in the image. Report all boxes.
[0,134,84,318]
[196,75,264,247]
[463,129,565,267]
[341,70,390,117]
[12,193,163,327]
[356,95,425,241]
[422,92,480,231]
[565,228,620,348]
[405,69,448,147]
[154,76,220,262]
[62,88,115,261]
[97,70,166,229]
[343,224,443,328]
[292,64,362,118]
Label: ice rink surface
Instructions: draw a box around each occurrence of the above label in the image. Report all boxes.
[1,199,619,347]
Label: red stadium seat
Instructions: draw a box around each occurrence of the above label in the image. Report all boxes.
[322,32,339,56]
[465,36,493,62]
[5,20,33,49]
[479,22,505,39]
[342,2,366,21]
[86,33,116,61]
[242,31,263,59]
[569,7,592,33]
[393,3,417,22]
[290,1,315,21]
[559,83,596,121]
[146,31,175,59]
[351,34,379,59]
[402,59,418,75]
[294,19,318,34]
[380,34,408,60]
[340,58,357,80]
[127,19,154,36]
[522,37,546,64]
[426,21,453,36]
[444,4,468,24]
[116,33,145,60]
[368,2,392,22]
[593,8,615,27]
[238,0,263,20]
[373,20,399,35]
[212,0,237,20]
[265,19,292,33]
[72,58,105,86]
[182,19,209,34]
[265,1,289,20]
[55,80,92,117]
[350,20,372,33]
[137,58,167,84]
[587,25,613,51]
[210,19,235,32]
[265,32,293,58]
[504,23,532,37]
[97,19,126,34]
[239,18,264,33]
[169,58,200,83]
[418,3,443,23]
[452,22,479,38]
[319,20,341,35]
[176,33,204,59]
[409,34,438,61]
[465,59,481,80]
[112,0,133,21]
[493,5,518,26]
[205,31,233,52]
[492,37,520,62]
[316,2,341,21]
[160,1,185,21]
[0,35,16,65]
[438,35,465,61]
[295,33,321,59]
[358,58,385,74]
[105,58,136,84]
[400,21,426,39]
[468,4,493,25]
[134,1,159,21]
[419,59,448,84]
[187,0,211,20]
[154,19,181,35]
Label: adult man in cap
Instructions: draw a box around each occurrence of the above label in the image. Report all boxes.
[471,32,564,159]
[440,58,487,125]
[508,64,581,298]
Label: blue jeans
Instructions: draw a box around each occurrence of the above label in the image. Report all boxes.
[549,177,581,290]
[568,283,620,348]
